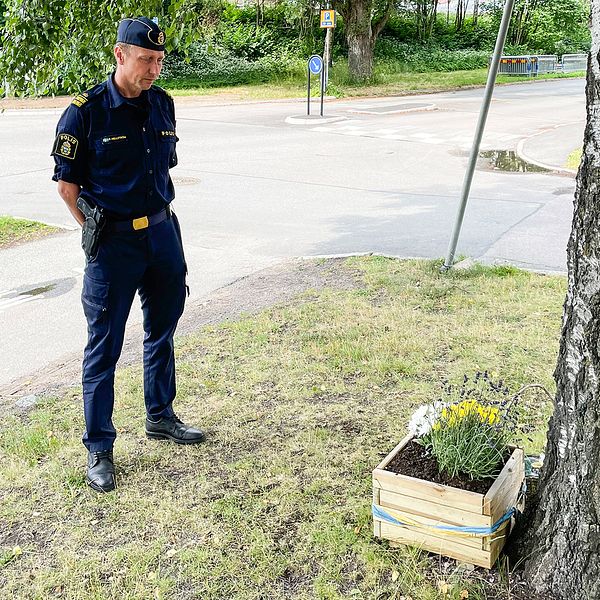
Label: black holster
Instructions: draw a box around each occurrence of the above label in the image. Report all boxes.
[77,196,105,261]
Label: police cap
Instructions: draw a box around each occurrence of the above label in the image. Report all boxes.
[117,17,165,51]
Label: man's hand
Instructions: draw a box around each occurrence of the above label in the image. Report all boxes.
[57,180,84,226]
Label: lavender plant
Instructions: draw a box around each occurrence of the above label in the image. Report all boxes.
[409,372,529,481]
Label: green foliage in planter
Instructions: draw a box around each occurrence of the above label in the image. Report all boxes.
[424,403,510,481]
[418,373,522,480]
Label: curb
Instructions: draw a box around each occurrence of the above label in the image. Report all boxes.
[285,114,348,125]
[516,128,579,178]
[300,252,567,276]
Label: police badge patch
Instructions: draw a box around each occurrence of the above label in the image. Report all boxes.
[52,133,79,160]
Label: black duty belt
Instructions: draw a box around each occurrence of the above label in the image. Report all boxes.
[107,205,171,232]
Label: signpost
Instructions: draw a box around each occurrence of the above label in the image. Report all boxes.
[320,8,336,91]
[320,9,336,28]
[442,0,516,271]
[307,54,325,117]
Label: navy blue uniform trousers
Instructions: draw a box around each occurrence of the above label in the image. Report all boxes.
[81,213,186,452]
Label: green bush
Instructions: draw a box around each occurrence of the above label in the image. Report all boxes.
[374,39,490,72]
[160,42,302,87]
[215,22,279,60]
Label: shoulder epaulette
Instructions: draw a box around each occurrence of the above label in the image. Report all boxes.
[71,93,89,108]
[70,83,105,108]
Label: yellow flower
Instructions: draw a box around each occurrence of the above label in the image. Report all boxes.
[440,400,500,428]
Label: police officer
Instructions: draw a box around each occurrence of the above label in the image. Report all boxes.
[52,17,205,494]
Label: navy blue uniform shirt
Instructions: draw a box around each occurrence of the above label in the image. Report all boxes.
[52,74,178,219]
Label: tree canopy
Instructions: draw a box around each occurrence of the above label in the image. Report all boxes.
[0,0,591,95]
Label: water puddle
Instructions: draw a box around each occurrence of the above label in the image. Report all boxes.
[19,284,56,296]
[479,150,550,173]
[16,277,76,299]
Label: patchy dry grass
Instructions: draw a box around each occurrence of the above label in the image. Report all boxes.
[0,216,60,248]
[566,148,582,171]
[0,257,565,599]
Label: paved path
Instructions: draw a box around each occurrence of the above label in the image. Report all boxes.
[0,78,586,390]
[519,122,584,174]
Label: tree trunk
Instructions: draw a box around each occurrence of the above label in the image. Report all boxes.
[456,0,469,31]
[347,28,373,80]
[412,0,438,40]
[426,0,438,37]
[473,0,479,26]
[336,0,393,81]
[521,4,600,598]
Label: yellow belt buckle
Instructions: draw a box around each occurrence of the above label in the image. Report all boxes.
[132,216,149,230]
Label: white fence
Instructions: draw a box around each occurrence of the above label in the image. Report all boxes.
[496,54,587,76]
[562,54,588,73]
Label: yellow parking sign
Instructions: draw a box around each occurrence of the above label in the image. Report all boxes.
[320,10,336,28]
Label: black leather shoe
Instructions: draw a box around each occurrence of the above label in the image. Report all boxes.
[86,450,116,493]
[145,414,205,444]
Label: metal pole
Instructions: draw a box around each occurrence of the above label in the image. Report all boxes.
[307,64,311,116]
[441,0,515,271]
[320,69,325,117]
[324,27,332,90]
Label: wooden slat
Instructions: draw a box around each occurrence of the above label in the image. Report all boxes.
[485,534,506,566]
[373,519,381,538]
[373,487,381,505]
[374,433,413,470]
[379,489,491,528]
[379,522,493,569]
[481,526,508,552]
[373,436,524,569]
[373,469,484,514]
[373,484,382,537]
[375,502,484,550]
[484,448,525,520]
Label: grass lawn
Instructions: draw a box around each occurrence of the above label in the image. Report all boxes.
[0,216,59,248]
[161,68,586,100]
[566,148,583,170]
[0,257,566,599]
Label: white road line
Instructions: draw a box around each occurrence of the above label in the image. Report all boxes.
[0,295,42,311]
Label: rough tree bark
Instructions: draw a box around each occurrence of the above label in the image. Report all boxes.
[521,4,600,598]
[335,0,393,81]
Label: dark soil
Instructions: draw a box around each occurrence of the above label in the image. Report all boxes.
[384,440,506,495]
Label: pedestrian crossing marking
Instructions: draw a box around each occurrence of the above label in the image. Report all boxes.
[308,121,522,149]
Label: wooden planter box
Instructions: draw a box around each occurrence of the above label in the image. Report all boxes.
[372,434,525,569]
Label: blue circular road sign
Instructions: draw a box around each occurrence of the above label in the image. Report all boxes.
[308,55,323,75]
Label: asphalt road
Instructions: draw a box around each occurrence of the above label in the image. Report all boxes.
[0,78,586,389]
